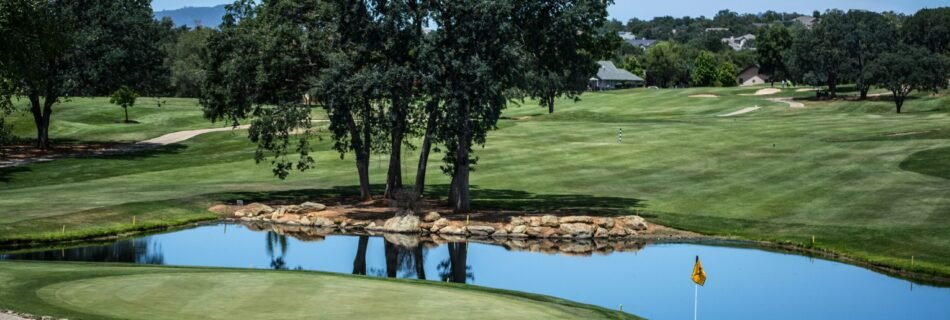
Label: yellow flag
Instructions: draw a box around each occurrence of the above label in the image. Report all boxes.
[692,256,707,286]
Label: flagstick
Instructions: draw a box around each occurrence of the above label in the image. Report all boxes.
[694,283,698,320]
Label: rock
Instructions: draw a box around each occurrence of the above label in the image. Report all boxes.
[618,215,648,231]
[438,225,468,235]
[541,215,560,227]
[608,225,627,237]
[278,205,302,215]
[299,202,327,212]
[365,222,381,231]
[382,215,422,233]
[559,223,594,238]
[526,226,544,237]
[593,217,614,229]
[312,217,334,227]
[510,225,528,237]
[510,216,529,226]
[236,203,273,217]
[299,216,312,225]
[430,218,451,233]
[208,204,231,214]
[492,229,509,237]
[384,234,419,247]
[595,227,609,238]
[276,214,303,225]
[623,227,640,236]
[528,216,542,227]
[559,216,593,224]
[541,228,560,238]
[467,225,495,236]
[423,211,441,222]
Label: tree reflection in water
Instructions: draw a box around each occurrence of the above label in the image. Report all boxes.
[265,231,289,270]
[357,234,433,280]
[0,238,163,264]
[438,242,473,284]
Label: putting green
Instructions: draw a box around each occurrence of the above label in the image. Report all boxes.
[0,262,631,320]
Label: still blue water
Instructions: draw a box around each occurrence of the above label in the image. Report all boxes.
[2,223,947,320]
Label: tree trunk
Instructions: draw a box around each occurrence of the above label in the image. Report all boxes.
[385,108,404,198]
[414,110,438,196]
[124,107,129,123]
[413,245,426,280]
[858,85,869,100]
[452,132,471,213]
[827,74,838,98]
[448,242,468,283]
[384,240,398,278]
[28,94,52,150]
[895,95,904,114]
[546,97,555,114]
[347,111,372,201]
[352,235,369,275]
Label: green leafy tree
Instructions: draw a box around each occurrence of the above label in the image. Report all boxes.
[842,10,898,99]
[622,55,644,77]
[788,10,848,97]
[644,41,685,88]
[167,27,214,97]
[755,24,792,86]
[0,0,167,149]
[109,86,140,123]
[690,51,718,87]
[873,45,948,113]
[903,8,950,55]
[519,0,614,114]
[716,61,738,87]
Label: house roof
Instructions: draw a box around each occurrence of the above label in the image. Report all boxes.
[625,38,658,48]
[594,61,644,82]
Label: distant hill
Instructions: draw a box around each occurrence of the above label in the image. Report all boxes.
[155,5,227,29]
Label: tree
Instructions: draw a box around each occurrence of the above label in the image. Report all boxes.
[110,86,140,123]
[690,51,718,87]
[788,10,848,97]
[903,8,950,55]
[755,24,792,86]
[0,0,168,149]
[518,0,614,114]
[873,45,948,113]
[842,10,898,99]
[166,27,214,97]
[716,61,737,87]
[621,55,643,77]
[427,0,528,212]
[644,41,685,88]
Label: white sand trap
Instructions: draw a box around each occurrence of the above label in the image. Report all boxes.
[689,94,719,98]
[753,88,781,95]
[718,106,761,117]
[796,88,818,92]
[768,97,804,109]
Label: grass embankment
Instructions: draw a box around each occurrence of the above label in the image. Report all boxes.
[0,261,635,320]
[1,87,948,280]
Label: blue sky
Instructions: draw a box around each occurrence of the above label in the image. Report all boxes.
[151,0,946,20]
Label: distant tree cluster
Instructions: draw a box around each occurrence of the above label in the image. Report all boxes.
[200,0,615,212]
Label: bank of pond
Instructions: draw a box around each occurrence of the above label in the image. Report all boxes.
[1,223,947,320]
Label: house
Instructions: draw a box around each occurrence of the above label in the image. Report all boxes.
[736,65,770,86]
[618,32,637,41]
[793,16,817,29]
[722,34,756,51]
[705,27,730,32]
[625,38,658,49]
[590,61,644,90]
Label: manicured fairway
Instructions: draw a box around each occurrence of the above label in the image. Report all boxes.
[1,86,948,279]
[0,261,634,320]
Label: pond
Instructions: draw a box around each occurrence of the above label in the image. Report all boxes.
[2,223,947,320]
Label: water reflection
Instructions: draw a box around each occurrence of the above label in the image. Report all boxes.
[2,223,948,320]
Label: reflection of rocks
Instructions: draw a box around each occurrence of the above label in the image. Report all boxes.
[383,233,420,248]
[224,202,653,240]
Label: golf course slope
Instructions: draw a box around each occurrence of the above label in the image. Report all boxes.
[0,261,638,320]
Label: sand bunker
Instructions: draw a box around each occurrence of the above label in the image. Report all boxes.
[796,88,817,92]
[718,106,761,117]
[689,94,719,98]
[767,98,804,109]
[752,88,781,95]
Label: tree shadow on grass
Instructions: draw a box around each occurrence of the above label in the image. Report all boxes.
[210,184,647,220]
[0,166,31,183]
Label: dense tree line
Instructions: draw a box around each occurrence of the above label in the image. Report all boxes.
[199,0,614,212]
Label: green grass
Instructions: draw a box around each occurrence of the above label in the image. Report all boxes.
[0,261,635,320]
[1,86,948,280]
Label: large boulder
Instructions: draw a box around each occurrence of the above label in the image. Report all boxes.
[311,217,335,228]
[235,203,273,217]
[540,215,560,227]
[559,223,594,238]
[438,225,468,235]
[382,215,422,233]
[559,216,593,224]
[467,225,495,236]
[423,212,442,222]
[618,215,648,231]
[510,225,529,237]
[593,217,615,229]
[594,227,609,238]
[430,218,451,233]
[299,202,327,212]
[510,216,529,226]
